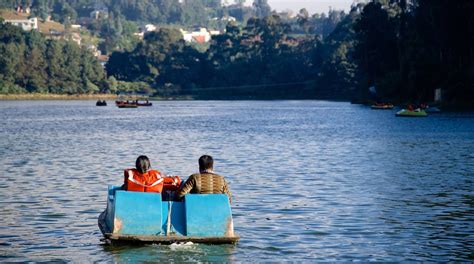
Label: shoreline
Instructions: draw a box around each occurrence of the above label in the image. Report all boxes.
[1,94,472,110]
[0,94,195,101]
[0,94,118,100]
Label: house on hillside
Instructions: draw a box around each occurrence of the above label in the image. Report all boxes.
[132,24,158,40]
[37,19,65,38]
[181,28,220,43]
[4,17,38,31]
[143,24,156,32]
[211,16,237,22]
[1,11,38,31]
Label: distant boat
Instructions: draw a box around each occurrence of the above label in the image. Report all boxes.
[136,100,152,107]
[371,103,394,110]
[96,100,107,106]
[115,101,138,108]
[115,99,152,108]
[98,186,239,244]
[396,109,428,117]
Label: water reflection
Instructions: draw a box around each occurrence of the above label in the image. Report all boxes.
[0,100,473,261]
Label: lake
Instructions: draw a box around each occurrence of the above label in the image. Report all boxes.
[0,100,473,261]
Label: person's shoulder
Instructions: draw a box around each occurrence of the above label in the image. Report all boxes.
[188,173,201,180]
[211,172,226,180]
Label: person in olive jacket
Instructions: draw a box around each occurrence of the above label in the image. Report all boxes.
[176,155,232,203]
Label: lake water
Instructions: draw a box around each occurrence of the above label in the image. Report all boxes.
[0,100,473,262]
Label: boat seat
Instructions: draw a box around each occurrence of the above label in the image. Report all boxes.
[184,194,234,237]
[113,190,163,235]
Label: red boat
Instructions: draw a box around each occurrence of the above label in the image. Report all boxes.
[115,100,138,108]
[115,100,152,108]
[136,100,152,106]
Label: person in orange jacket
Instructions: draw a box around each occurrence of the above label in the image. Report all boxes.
[122,155,164,193]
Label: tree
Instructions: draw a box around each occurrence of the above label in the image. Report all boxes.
[253,0,271,18]
[353,1,399,100]
[297,8,311,33]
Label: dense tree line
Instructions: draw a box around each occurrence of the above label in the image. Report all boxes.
[105,12,354,99]
[0,0,270,26]
[104,0,474,104]
[0,0,274,54]
[0,19,105,93]
[353,0,474,105]
[1,0,473,105]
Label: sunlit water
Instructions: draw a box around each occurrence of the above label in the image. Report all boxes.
[0,100,473,262]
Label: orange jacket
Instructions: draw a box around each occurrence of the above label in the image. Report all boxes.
[123,169,163,193]
[163,176,182,191]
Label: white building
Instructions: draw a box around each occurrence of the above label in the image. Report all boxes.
[144,24,156,32]
[4,17,38,31]
[181,28,220,43]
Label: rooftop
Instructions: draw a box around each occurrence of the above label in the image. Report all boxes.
[38,20,65,34]
[0,9,29,20]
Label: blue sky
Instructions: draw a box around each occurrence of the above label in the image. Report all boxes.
[241,0,355,14]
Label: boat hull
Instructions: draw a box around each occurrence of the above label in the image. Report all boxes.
[136,103,152,106]
[371,104,394,110]
[116,104,138,108]
[115,100,152,108]
[396,109,428,117]
[98,186,239,244]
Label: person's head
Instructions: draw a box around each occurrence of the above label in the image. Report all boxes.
[136,155,151,174]
[199,155,214,173]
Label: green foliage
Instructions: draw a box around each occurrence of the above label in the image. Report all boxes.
[352,0,474,104]
[115,80,154,94]
[107,17,326,99]
[106,27,185,87]
[0,22,106,94]
[1,0,225,27]
[1,0,472,104]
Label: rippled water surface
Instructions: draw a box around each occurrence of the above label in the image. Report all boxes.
[1,100,473,262]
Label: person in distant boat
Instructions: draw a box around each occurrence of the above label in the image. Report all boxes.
[176,155,232,203]
[122,155,164,193]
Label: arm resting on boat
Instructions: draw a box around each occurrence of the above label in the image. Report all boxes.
[175,174,197,199]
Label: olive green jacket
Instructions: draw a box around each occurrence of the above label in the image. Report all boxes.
[176,172,232,203]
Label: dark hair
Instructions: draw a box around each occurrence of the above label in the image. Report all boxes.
[136,155,151,174]
[199,155,213,172]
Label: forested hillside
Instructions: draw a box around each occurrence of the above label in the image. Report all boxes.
[351,0,474,105]
[0,0,473,106]
[0,20,105,94]
[0,0,264,26]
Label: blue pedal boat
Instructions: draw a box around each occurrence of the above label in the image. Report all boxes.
[98,186,239,244]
